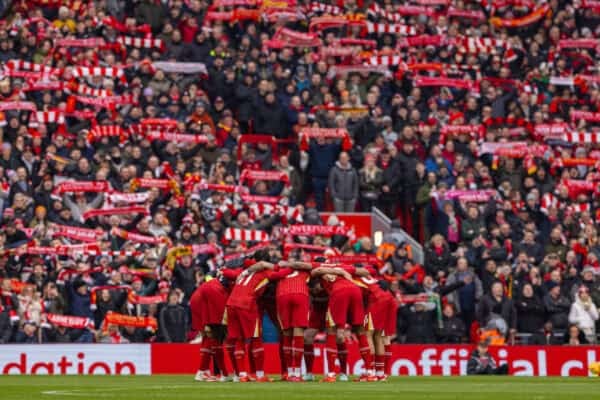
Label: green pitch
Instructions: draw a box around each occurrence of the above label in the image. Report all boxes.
[0,375,597,400]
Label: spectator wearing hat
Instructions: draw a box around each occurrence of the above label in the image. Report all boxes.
[571,266,600,306]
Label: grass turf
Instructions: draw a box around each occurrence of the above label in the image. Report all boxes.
[0,375,597,400]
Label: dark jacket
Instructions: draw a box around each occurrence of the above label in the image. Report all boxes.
[467,349,499,375]
[158,304,188,343]
[515,295,546,333]
[424,244,453,277]
[400,306,437,343]
[437,315,466,343]
[397,150,420,205]
[543,293,571,330]
[0,309,13,343]
[308,142,340,179]
[476,294,517,330]
[328,161,359,201]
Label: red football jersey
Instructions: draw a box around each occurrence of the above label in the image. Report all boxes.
[319,267,365,294]
[226,269,272,310]
[274,268,310,297]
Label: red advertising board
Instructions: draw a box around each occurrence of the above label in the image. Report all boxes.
[1,344,597,376]
[151,343,599,377]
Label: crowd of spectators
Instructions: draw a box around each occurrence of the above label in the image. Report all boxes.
[0,0,600,346]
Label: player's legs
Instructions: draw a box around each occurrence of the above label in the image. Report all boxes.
[209,324,229,379]
[303,328,317,379]
[224,307,246,380]
[277,294,294,378]
[373,330,386,379]
[289,294,309,380]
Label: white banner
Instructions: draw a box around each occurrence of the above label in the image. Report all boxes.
[0,345,151,375]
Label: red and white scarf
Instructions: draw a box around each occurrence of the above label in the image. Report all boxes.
[110,227,165,245]
[52,180,111,196]
[45,313,94,330]
[365,21,416,36]
[442,189,496,202]
[223,228,270,242]
[82,206,149,221]
[117,36,164,51]
[51,224,104,242]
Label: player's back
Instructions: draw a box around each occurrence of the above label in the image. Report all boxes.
[227,270,271,310]
[276,269,310,297]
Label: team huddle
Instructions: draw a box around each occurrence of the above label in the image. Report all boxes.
[190,249,398,382]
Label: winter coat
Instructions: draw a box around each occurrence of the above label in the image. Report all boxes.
[424,244,453,277]
[396,150,421,205]
[446,270,483,314]
[569,294,599,331]
[308,142,339,179]
[476,294,516,330]
[328,161,359,201]
[254,98,287,138]
[515,295,545,333]
[543,293,571,330]
[158,304,189,343]
[461,218,486,243]
[437,315,466,343]
[400,307,437,343]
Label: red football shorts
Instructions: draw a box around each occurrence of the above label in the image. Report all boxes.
[326,286,365,328]
[199,285,227,327]
[366,292,397,333]
[224,305,262,339]
[277,293,310,330]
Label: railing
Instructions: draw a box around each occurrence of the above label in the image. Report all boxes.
[371,207,424,264]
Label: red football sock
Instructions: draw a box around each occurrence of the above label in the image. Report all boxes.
[292,335,304,372]
[358,334,373,374]
[225,338,240,375]
[250,337,265,373]
[279,336,287,374]
[247,341,256,375]
[212,341,228,376]
[337,341,347,375]
[304,343,315,373]
[326,334,338,375]
[283,335,292,373]
[199,337,215,372]
[384,344,392,376]
[375,354,385,376]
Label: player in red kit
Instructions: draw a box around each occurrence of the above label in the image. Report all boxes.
[221,252,278,382]
[303,280,328,381]
[272,259,314,381]
[346,265,398,381]
[189,275,230,382]
[311,264,374,382]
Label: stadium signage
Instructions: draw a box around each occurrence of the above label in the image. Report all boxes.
[0,344,597,376]
[0,345,151,375]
